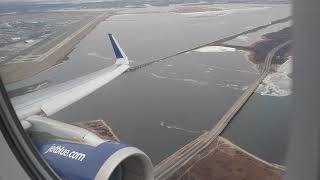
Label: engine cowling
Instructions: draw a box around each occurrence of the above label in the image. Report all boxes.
[33,139,153,180]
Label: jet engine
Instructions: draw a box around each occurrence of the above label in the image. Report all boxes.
[26,116,154,180]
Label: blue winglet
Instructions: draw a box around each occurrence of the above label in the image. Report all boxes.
[108,33,124,59]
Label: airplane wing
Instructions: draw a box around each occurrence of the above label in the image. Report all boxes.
[7,34,154,180]
[11,34,129,121]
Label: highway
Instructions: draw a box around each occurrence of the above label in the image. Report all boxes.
[154,40,293,180]
[128,16,291,72]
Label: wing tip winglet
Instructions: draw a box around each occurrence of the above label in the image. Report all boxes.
[108,33,129,65]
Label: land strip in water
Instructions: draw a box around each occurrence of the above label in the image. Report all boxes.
[75,120,285,180]
[166,135,285,180]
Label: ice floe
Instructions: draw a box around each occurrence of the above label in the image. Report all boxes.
[151,73,208,86]
[88,52,112,60]
[160,121,206,134]
[235,35,249,42]
[256,57,292,97]
[194,46,236,53]
[180,6,271,17]
[216,81,247,91]
[203,64,258,74]
[180,10,226,17]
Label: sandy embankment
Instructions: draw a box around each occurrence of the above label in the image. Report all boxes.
[0,12,111,84]
[79,120,285,180]
[164,136,285,180]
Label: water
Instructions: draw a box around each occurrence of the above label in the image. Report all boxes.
[222,57,292,165]
[6,3,290,90]
[6,4,291,164]
[51,51,257,163]
[222,94,291,165]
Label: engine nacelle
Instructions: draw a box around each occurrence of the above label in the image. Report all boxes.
[33,139,153,180]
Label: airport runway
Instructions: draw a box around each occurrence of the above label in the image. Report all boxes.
[0,12,111,83]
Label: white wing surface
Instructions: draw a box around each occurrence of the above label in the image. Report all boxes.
[11,34,129,120]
